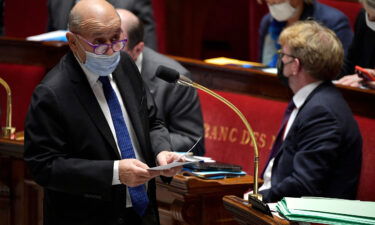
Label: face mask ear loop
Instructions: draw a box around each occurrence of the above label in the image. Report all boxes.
[73,34,86,63]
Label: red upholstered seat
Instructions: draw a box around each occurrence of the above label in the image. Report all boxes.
[198,89,286,175]
[198,89,375,201]
[318,0,362,29]
[0,63,45,132]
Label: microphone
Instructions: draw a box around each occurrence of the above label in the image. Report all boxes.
[156,65,193,86]
[155,65,269,214]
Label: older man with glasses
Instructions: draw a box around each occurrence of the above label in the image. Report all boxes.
[24,0,182,224]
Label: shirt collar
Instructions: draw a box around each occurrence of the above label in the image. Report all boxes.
[135,52,143,73]
[292,81,323,109]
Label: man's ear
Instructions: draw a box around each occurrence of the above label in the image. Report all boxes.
[292,58,301,76]
[66,32,78,51]
[66,32,85,63]
[132,41,145,60]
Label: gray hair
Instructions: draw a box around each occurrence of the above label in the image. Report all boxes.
[67,8,82,33]
[360,0,375,9]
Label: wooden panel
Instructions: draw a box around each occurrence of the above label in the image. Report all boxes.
[157,174,255,225]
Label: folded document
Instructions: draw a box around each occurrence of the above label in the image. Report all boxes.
[276,197,375,225]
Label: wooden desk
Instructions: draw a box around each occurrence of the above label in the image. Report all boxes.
[0,138,256,225]
[0,138,43,225]
[0,37,69,71]
[172,56,375,119]
[223,195,296,225]
[157,173,255,225]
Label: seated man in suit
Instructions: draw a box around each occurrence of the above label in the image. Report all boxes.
[47,0,158,50]
[260,20,362,203]
[336,0,375,89]
[24,0,181,224]
[116,9,205,156]
[257,0,353,67]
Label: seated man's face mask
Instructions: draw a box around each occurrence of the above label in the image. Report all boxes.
[268,1,296,22]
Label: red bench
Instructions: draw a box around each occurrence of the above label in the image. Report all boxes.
[199,89,375,201]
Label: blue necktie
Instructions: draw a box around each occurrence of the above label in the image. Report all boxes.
[99,76,149,216]
[262,100,295,177]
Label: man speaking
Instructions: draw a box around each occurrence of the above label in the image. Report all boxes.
[24,0,181,224]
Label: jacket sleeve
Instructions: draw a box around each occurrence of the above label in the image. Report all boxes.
[24,84,114,198]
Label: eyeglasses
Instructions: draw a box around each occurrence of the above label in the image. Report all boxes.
[75,34,127,55]
[277,49,297,59]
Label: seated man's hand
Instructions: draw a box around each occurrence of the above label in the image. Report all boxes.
[118,159,159,187]
[156,151,183,177]
[337,74,363,87]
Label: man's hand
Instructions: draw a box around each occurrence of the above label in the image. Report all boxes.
[118,159,159,187]
[156,151,183,177]
[337,74,363,87]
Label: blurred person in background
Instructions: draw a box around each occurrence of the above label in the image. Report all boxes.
[337,0,375,89]
[257,0,353,67]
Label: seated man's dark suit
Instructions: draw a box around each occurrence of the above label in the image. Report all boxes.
[24,51,169,225]
[260,82,362,203]
[141,46,205,155]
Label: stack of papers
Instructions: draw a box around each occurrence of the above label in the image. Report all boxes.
[204,57,266,68]
[27,30,68,42]
[183,168,246,180]
[276,197,375,225]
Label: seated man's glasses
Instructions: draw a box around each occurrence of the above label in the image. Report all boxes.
[75,34,127,55]
[277,49,298,64]
[277,49,297,59]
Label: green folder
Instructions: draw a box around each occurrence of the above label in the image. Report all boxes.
[276,197,375,225]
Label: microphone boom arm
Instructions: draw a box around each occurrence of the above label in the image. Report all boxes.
[0,77,15,139]
[178,79,262,200]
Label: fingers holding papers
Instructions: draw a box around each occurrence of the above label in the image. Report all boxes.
[118,158,159,187]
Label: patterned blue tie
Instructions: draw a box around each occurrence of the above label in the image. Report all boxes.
[99,76,149,216]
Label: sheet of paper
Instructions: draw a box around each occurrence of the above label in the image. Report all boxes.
[148,161,194,171]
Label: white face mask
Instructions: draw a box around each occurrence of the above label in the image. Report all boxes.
[365,12,375,31]
[268,1,296,22]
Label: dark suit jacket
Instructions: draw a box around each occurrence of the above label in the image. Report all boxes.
[260,82,362,203]
[141,47,205,155]
[259,0,353,61]
[24,51,170,225]
[47,0,157,50]
[340,9,375,77]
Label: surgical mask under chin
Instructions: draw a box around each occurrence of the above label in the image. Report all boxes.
[83,51,121,76]
[365,12,375,31]
[268,1,296,22]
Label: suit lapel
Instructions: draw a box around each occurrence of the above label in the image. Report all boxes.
[113,59,148,159]
[273,82,330,160]
[65,52,121,159]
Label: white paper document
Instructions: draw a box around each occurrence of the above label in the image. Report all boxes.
[148,161,194,171]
